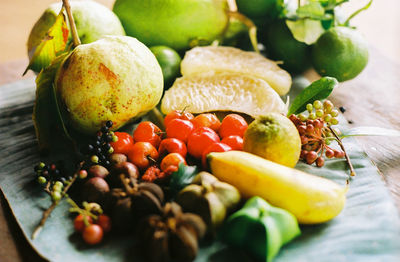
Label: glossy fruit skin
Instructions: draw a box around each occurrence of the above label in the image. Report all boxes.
[236,0,283,28]
[150,46,182,88]
[96,214,112,233]
[164,110,194,127]
[219,114,248,138]
[128,142,159,170]
[221,135,243,151]
[158,138,187,158]
[133,121,162,148]
[192,113,221,132]
[166,119,194,143]
[110,132,134,154]
[74,214,93,233]
[201,142,232,168]
[82,224,104,245]
[187,127,220,159]
[160,153,186,172]
[311,26,369,82]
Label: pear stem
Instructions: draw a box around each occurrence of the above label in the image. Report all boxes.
[62,0,81,47]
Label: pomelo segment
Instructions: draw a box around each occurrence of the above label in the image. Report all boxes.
[181,46,292,96]
[161,73,286,117]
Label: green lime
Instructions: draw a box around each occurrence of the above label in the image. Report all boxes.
[113,0,228,51]
[236,0,283,29]
[150,46,182,88]
[311,26,369,82]
[263,20,311,74]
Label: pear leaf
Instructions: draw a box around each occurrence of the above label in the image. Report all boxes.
[24,9,69,75]
[33,52,71,153]
[286,19,325,45]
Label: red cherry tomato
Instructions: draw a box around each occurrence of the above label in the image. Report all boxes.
[187,127,220,159]
[219,114,248,138]
[96,214,112,233]
[160,153,186,173]
[158,138,187,158]
[166,119,194,143]
[82,224,103,245]
[110,132,134,154]
[191,113,221,132]
[133,121,162,148]
[201,142,232,168]
[221,135,244,151]
[74,214,93,233]
[164,110,194,127]
[127,142,159,170]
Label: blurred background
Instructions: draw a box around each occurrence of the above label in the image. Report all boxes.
[0,0,399,63]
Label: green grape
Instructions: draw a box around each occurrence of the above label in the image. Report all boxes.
[323,100,333,113]
[316,109,324,117]
[330,109,339,117]
[313,100,322,109]
[309,113,317,120]
[91,155,99,163]
[298,113,307,122]
[37,176,46,184]
[324,114,332,122]
[52,191,62,202]
[306,103,313,112]
[331,117,339,125]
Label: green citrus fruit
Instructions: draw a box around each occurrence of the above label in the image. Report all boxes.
[263,20,311,74]
[55,36,163,134]
[236,0,283,28]
[28,1,125,67]
[311,26,369,82]
[243,113,301,168]
[150,46,182,88]
[113,0,229,51]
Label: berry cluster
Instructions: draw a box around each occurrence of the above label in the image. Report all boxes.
[81,120,116,167]
[290,100,344,167]
[34,162,71,201]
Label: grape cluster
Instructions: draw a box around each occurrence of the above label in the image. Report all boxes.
[34,162,68,201]
[81,120,117,167]
[289,100,344,167]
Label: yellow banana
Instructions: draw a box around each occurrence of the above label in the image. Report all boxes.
[208,151,347,224]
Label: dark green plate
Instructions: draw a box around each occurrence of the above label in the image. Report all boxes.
[1,79,400,262]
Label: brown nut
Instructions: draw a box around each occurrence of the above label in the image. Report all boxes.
[88,165,109,179]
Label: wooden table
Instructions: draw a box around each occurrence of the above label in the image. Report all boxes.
[0,50,399,261]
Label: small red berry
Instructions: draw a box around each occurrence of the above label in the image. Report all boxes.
[82,224,103,245]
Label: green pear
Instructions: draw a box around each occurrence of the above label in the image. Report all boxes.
[55,35,163,134]
[28,0,125,71]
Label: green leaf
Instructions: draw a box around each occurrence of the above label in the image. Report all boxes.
[24,9,69,75]
[296,1,326,20]
[341,126,400,138]
[33,52,71,153]
[169,163,199,196]
[287,76,338,116]
[286,19,325,44]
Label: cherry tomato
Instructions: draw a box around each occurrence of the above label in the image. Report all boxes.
[158,138,187,158]
[187,127,220,159]
[74,214,93,233]
[219,114,248,138]
[164,110,194,127]
[127,142,159,170]
[82,224,103,245]
[221,135,244,151]
[166,119,194,143]
[191,113,221,132]
[201,142,232,168]
[109,132,134,154]
[96,214,112,233]
[160,153,186,172]
[133,121,162,148]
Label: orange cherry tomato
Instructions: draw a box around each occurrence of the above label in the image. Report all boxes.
[219,114,248,138]
[158,138,187,158]
[160,153,186,173]
[109,132,134,154]
[191,113,221,132]
[187,127,220,159]
[164,110,194,127]
[127,142,159,170]
[133,121,162,148]
[201,142,232,168]
[221,135,244,151]
[74,214,93,233]
[166,119,194,143]
[82,224,103,245]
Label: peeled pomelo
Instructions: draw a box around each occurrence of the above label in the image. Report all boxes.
[55,36,163,134]
[181,46,292,95]
[161,73,286,117]
[113,0,229,51]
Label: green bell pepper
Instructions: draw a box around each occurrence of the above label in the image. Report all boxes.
[221,196,301,262]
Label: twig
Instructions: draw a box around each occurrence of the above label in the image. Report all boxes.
[32,161,84,239]
[62,0,81,47]
[329,126,356,179]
